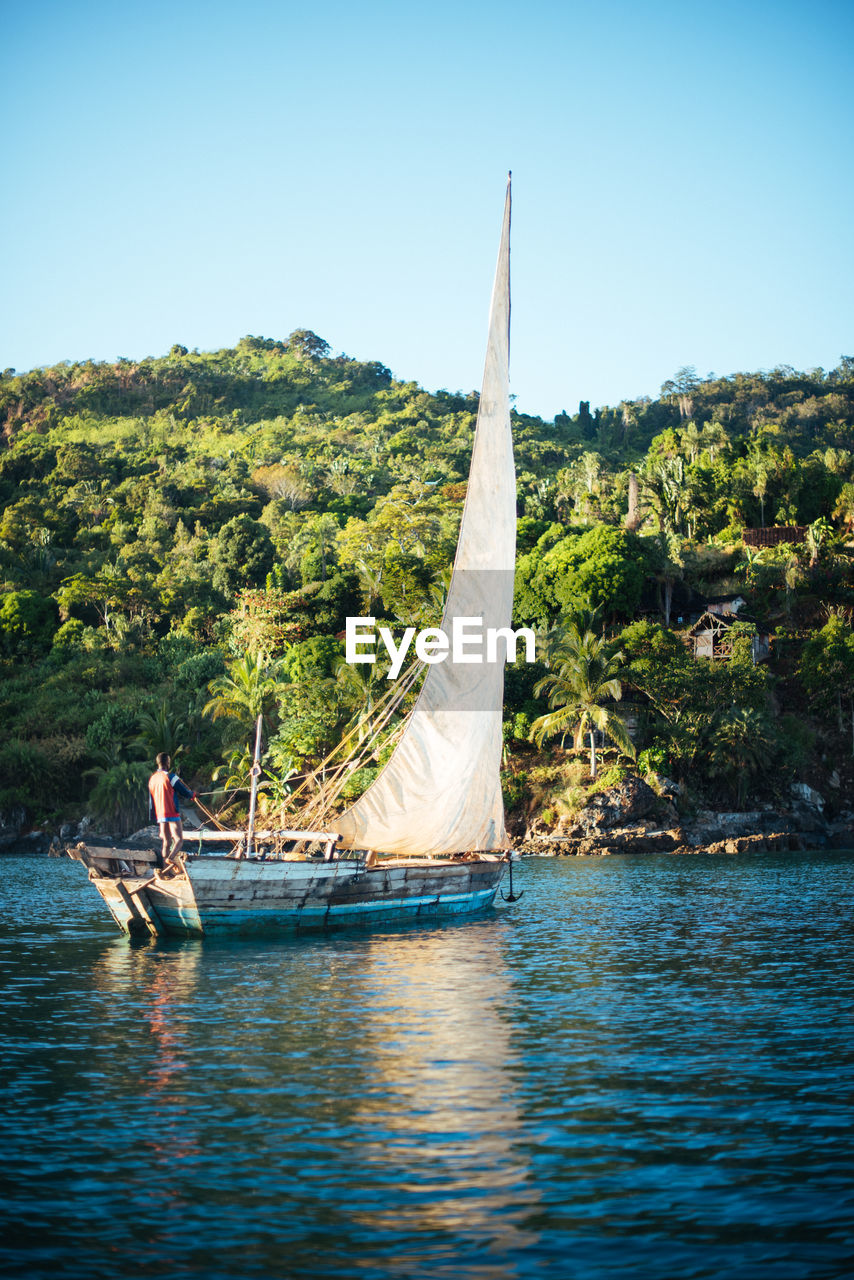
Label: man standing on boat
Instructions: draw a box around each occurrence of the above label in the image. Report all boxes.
[148,753,196,873]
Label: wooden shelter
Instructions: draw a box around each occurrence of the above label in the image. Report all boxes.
[688,612,771,664]
[742,526,806,549]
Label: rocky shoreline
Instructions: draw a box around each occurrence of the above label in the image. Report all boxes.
[517,826,852,858]
[3,773,853,858]
[516,774,854,858]
[0,815,97,858]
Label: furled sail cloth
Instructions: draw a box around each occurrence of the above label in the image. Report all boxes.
[336,178,515,856]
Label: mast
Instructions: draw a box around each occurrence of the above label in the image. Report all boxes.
[246,713,263,858]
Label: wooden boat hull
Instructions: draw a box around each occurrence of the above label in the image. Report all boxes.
[78,852,508,938]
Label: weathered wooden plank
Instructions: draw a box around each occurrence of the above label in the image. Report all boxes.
[115,881,159,936]
[404,862,470,880]
[92,879,137,934]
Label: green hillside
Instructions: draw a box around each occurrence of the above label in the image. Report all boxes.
[1,334,853,835]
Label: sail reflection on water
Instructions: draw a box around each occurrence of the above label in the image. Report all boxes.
[82,897,538,1274]
[344,920,539,1269]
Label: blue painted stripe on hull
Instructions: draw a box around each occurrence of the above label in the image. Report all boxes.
[106,899,135,934]
[161,886,499,937]
[147,902,203,932]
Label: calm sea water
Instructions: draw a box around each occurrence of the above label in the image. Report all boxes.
[1,852,852,1280]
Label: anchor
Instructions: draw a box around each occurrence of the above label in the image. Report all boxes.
[501,855,524,902]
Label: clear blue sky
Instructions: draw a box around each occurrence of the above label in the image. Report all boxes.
[2,0,852,417]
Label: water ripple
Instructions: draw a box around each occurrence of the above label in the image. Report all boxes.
[0,853,852,1278]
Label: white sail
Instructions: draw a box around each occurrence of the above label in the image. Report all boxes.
[336,179,515,856]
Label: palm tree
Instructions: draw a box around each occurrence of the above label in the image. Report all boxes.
[566,451,603,521]
[538,604,601,666]
[823,447,852,477]
[805,517,833,569]
[286,512,341,582]
[734,544,765,591]
[203,653,280,741]
[212,743,259,792]
[750,459,770,527]
[652,532,685,627]
[355,557,383,613]
[701,420,729,463]
[333,658,383,743]
[642,455,686,536]
[529,609,636,779]
[554,466,576,521]
[134,702,188,761]
[707,706,772,808]
[681,420,702,465]
[783,554,802,618]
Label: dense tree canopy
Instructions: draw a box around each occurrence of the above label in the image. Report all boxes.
[0,337,852,828]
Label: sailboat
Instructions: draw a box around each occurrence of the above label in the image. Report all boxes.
[72,178,520,937]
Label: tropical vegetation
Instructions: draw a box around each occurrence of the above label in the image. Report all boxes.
[1,336,853,833]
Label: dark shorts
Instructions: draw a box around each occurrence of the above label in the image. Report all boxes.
[158,816,181,825]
